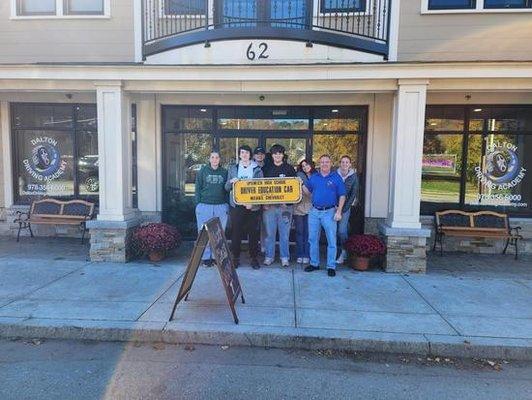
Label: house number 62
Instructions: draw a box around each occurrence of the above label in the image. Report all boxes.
[246,42,269,61]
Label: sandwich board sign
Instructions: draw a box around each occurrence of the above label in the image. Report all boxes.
[169,217,245,324]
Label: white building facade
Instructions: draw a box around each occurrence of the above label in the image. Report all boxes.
[1,0,531,270]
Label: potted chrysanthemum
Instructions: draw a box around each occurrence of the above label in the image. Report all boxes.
[132,223,182,261]
[344,234,386,271]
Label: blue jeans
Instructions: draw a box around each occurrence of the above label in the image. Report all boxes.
[308,207,337,269]
[263,205,293,260]
[338,208,351,248]
[196,203,229,260]
[294,214,309,259]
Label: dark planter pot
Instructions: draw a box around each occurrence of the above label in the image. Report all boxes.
[350,256,371,271]
[148,250,166,262]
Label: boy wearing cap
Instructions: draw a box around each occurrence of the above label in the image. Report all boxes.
[262,144,296,267]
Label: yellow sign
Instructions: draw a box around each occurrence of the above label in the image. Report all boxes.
[233,177,302,205]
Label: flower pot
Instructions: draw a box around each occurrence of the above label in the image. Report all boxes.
[351,256,370,271]
[148,250,166,262]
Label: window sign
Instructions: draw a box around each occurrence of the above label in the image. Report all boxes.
[422,105,532,215]
[19,132,73,197]
[473,136,528,208]
[12,104,98,204]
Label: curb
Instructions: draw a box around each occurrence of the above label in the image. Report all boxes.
[1,319,531,361]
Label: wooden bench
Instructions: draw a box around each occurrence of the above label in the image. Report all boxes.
[433,210,522,259]
[14,199,95,244]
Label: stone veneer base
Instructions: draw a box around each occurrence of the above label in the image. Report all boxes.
[87,219,140,263]
[379,224,431,274]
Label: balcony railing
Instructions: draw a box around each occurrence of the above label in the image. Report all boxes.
[142,0,391,58]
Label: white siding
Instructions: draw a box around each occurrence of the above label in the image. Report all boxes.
[0,0,134,63]
[398,0,532,62]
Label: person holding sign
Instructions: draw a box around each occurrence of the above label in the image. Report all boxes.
[195,151,228,267]
[304,155,346,277]
[336,155,360,265]
[225,145,264,269]
[262,144,297,267]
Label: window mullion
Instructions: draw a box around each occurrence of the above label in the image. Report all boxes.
[56,0,63,16]
[459,107,470,207]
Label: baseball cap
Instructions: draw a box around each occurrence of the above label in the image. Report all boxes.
[253,146,266,155]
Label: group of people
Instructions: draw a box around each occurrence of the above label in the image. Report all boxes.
[194,144,359,277]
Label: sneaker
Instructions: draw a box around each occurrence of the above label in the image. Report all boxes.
[202,259,213,267]
[336,250,347,265]
[296,257,303,264]
[327,268,336,277]
[233,258,240,269]
[304,265,319,272]
[302,257,310,264]
[281,258,289,267]
[251,258,260,270]
[263,257,274,266]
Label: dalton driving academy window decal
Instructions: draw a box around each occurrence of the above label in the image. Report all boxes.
[476,141,528,208]
[23,136,68,193]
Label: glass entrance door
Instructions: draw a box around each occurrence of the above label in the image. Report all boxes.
[162,105,367,239]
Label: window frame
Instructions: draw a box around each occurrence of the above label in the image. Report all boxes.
[11,0,110,19]
[11,103,99,205]
[421,104,532,217]
[422,0,532,13]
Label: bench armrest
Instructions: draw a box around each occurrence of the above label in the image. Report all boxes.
[13,210,30,223]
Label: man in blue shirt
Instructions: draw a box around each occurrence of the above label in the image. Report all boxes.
[304,155,346,277]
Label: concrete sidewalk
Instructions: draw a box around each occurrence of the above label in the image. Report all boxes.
[0,238,531,360]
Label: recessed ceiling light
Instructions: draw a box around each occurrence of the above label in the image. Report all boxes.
[331,109,339,113]
[473,108,482,112]
[430,122,437,126]
[200,108,207,112]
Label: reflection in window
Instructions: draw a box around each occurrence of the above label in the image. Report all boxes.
[163,107,213,132]
[425,106,465,132]
[219,137,259,167]
[421,134,463,204]
[313,134,358,166]
[164,132,212,237]
[265,137,306,166]
[219,119,309,130]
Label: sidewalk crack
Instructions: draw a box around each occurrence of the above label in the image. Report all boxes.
[401,275,462,336]
[292,269,298,328]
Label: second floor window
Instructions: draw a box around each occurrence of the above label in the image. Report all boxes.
[427,0,531,9]
[64,0,104,15]
[428,0,476,9]
[17,0,56,15]
[16,0,105,16]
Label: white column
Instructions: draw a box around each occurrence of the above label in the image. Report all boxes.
[386,79,428,230]
[1,101,14,208]
[95,81,134,222]
[136,94,158,213]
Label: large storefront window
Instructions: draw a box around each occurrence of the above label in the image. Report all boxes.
[12,103,98,204]
[163,106,366,237]
[422,105,532,216]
